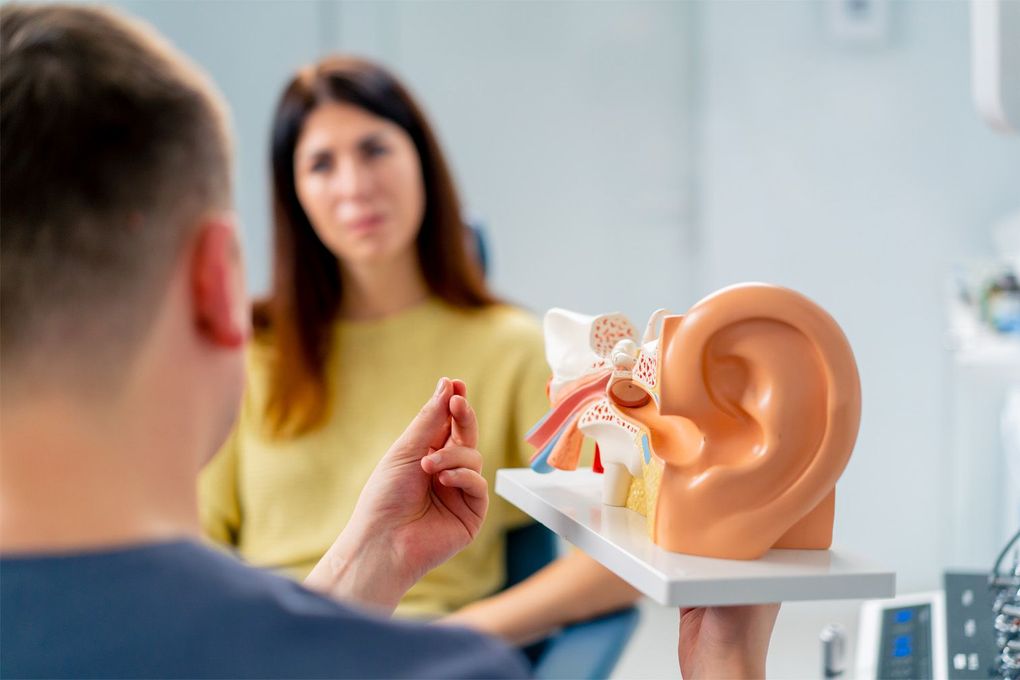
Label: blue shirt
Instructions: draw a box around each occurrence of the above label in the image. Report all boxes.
[0,540,529,679]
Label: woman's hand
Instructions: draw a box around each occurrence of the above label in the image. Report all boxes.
[678,604,780,679]
[440,550,640,646]
[306,378,488,612]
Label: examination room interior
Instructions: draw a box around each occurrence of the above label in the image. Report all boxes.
[17,0,1020,677]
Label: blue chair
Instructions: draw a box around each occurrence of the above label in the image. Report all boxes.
[505,523,640,680]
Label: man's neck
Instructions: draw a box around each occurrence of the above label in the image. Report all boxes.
[0,393,201,555]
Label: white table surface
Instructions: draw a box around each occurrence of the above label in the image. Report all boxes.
[496,468,896,607]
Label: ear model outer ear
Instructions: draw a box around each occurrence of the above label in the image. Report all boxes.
[653,283,862,560]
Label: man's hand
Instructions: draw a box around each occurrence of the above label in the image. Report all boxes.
[678,604,780,679]
[305,378,488,613]
[348,377,487,580]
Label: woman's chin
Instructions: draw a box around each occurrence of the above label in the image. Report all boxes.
[342,244,405,269]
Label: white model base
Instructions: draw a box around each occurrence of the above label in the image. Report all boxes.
[496,468,896,607]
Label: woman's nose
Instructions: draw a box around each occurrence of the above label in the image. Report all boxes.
[332,156,371,199]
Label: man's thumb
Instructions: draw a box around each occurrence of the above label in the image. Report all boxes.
[393,377,452,454]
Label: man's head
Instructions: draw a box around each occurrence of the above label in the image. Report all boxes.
[1,4,248,458]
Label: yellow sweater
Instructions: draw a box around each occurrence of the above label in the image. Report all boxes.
[198,298,551,618]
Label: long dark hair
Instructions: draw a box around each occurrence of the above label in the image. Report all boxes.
[257,55,497,438]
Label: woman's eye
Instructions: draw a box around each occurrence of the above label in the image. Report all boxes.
[310,157,332,173]
[363,144,389,159]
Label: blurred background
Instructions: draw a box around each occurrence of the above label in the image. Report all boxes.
[108,0,1020,675]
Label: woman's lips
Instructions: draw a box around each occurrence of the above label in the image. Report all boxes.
[347,214,385,234]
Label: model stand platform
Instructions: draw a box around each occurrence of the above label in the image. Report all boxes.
[497,468,896,607]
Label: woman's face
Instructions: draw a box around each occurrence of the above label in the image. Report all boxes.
[294,102,425,268]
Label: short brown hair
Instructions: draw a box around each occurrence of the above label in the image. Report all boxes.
[0,3,231,386]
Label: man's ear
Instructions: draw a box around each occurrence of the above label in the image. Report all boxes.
[190,217,249,349]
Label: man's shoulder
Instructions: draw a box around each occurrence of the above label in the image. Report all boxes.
[1,540,529,679]
[151,542,531,678]
[208,550,528,678]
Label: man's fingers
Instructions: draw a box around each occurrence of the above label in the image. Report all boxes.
[392,377,452,456]
[449,395,478,449]
[421,445,483,475]
[436,468,489,516]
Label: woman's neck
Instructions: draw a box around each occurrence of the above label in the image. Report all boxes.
[339,250,430,321]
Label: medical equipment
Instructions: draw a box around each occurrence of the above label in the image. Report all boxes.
[856,589,947,679]
[990,528,1020,679]
[856,573,998,679]
[856,528,1020,679]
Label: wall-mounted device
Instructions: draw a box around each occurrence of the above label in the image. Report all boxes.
[827,0,889,45]
[972,0,1020,133]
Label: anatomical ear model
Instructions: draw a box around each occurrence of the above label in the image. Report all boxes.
[527,284,862,560]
